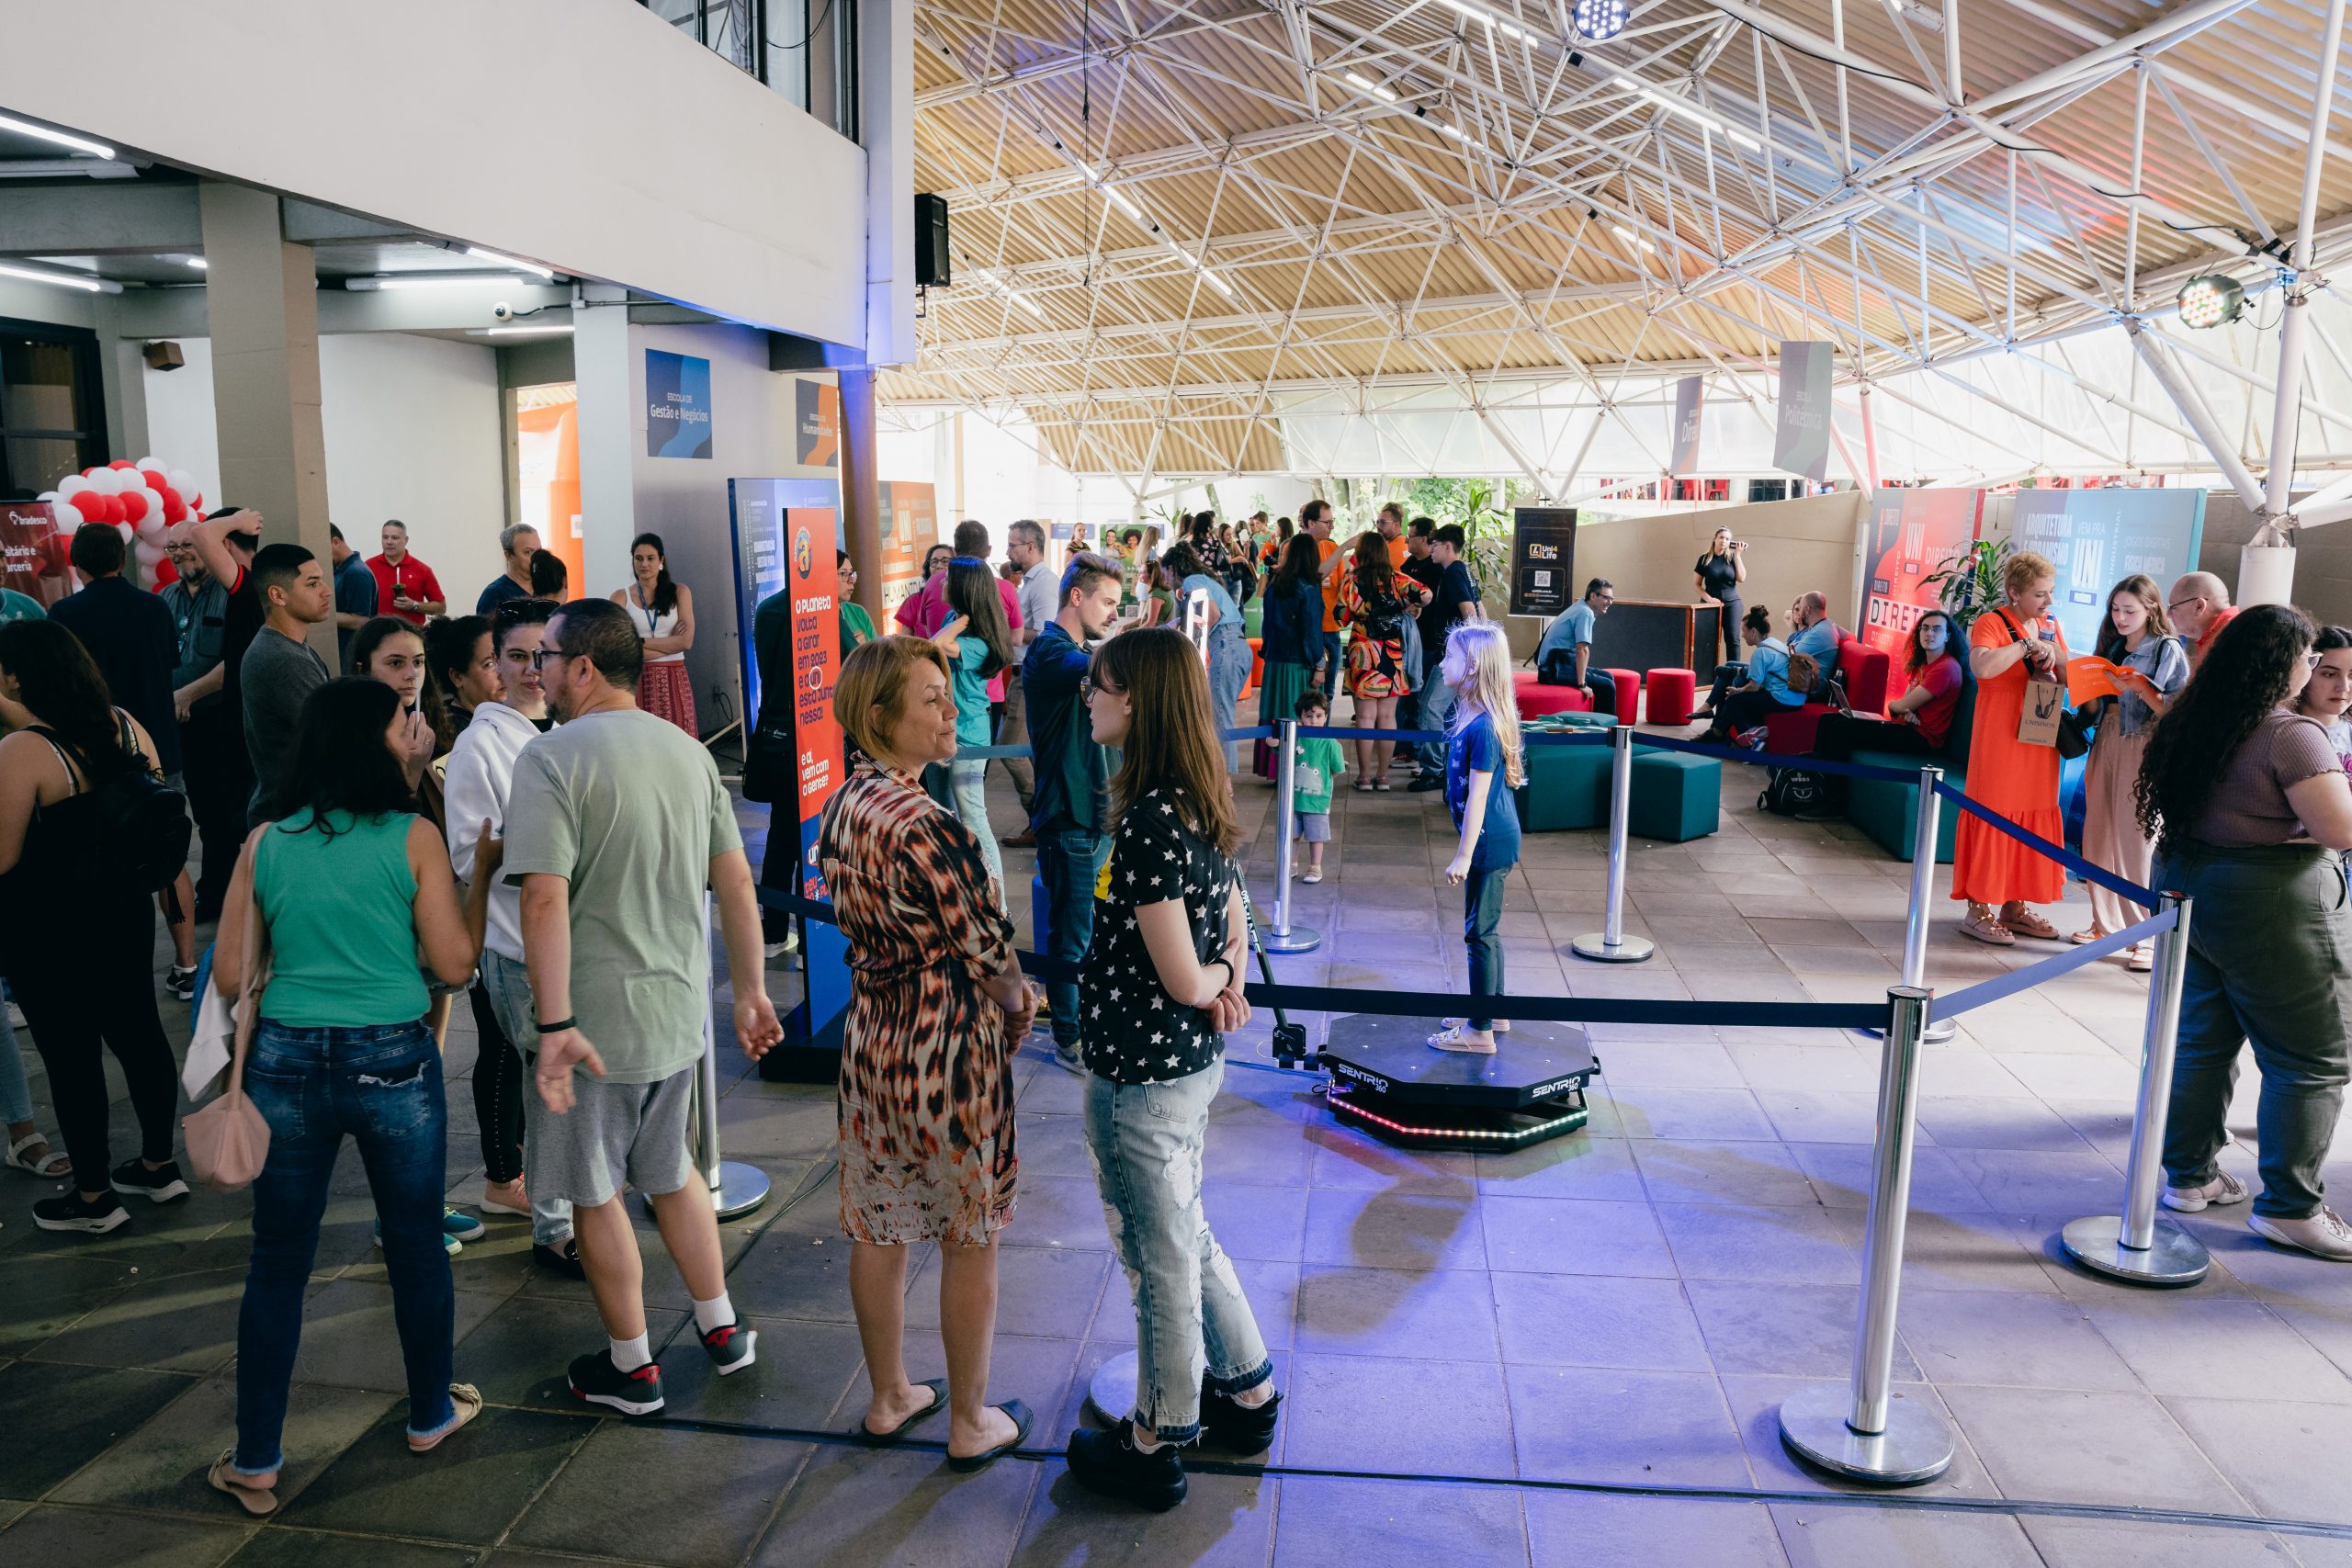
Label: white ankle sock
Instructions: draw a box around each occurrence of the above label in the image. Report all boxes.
[609,1334,651,1371]
[1231,1382,1274,1409]
[692,1292,735,1335]
[1130,1423,1166,1453]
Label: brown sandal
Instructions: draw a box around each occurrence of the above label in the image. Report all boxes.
[2002,905,2061,942]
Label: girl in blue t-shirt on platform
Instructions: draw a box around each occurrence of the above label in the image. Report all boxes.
[1430,622,1524,1055]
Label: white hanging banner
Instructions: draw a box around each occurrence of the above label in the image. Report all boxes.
[1774,341,1834,483]
[1668,375,1706,477]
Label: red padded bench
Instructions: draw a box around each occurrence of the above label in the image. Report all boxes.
[1514,670,1593,718]
[1765,630,1892,754]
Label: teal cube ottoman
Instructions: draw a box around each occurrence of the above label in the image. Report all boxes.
[1517,739,1612,831]
[1627,750,1719,841]
[1845,750,1962,863]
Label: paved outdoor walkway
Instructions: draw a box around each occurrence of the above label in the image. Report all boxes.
[6,721,2352,1567]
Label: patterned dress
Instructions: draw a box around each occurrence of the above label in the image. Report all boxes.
[820,761,1020,1246]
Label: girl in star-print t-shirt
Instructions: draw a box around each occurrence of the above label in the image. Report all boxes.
[1080,785,1236,1083]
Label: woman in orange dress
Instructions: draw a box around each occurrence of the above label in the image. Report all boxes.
[1953,550,2069,945]
[1337,536,1430,787]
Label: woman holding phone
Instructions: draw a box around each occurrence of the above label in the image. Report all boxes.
[1694,528,1747,667]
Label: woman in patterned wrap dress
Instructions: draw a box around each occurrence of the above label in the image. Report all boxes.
[820,634,1044,1470]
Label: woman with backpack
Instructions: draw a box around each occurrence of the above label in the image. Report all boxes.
[1338,533,1430,786]
[0,618,187,1234]
[2075,576,2189,969]
[1697,606,1807,742]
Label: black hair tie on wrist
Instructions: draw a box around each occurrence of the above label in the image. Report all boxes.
[536,1016,578,1035]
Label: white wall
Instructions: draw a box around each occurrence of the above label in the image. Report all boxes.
[625,321,841,735]
[0,0,870,348]
[143,333,508,601]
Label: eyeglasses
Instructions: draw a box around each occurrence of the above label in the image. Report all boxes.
[529,646,569,669]
[2167,596,2202,613]
[2305,651,2324,669]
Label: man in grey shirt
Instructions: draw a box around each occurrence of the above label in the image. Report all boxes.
[240,544,334,827]
[998,518,1056,848]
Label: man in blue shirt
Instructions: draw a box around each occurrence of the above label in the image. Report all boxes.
[1023,551,1123,1071]
[1788,591,1842,698]
[327,524,378,666]
[478,523,540,615]
[1533,578,1617,717]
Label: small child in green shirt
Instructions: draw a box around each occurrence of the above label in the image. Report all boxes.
[1290,691,1347,883]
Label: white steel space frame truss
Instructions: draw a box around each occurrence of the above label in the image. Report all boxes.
[899,0,2352,525]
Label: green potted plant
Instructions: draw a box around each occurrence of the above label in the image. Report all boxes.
[1923,536,2014,630]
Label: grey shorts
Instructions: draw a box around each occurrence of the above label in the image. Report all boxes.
[523,1063,695,1208]
[1296,812,1331,843]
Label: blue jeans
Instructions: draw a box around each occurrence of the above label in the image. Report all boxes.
[1084,1059,1272,1442]
[1317,629,1344,699]
[0,998,31,1125]
[949,759,1006,902]
[1464,863,1510,1032]
[1417,657,1459,778]
[234,1019,454,1473]
[1037,826,1110,1051]
[1207,631,1249,771]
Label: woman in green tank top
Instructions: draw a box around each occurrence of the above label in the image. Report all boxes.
[209,679,492,1512]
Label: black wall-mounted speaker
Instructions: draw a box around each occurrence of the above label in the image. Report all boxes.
[914,193,950,287]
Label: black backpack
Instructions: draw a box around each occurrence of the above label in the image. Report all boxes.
[1758,766,1829,817]
[32,716,193,893]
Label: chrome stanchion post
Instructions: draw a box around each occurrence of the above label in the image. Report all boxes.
[699,894,772,1220]
[2061,892,2209,1284]
[1263,716,1320,953]
[1779,986,1955,1484]
[1877,767,1956,1043]
[1573,723,1655,963]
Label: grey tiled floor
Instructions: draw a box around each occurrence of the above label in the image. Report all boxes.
[7,715,2352,1566]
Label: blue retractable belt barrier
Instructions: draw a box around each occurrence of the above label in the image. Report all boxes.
[950,724,1270,763]
[1931,780,2163,905]
[1929,908,2177,1020]
[758,888,1885,1032]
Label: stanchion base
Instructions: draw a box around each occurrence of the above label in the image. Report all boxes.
[1262,925,1322,954]
[2060,1213,2211,1286]
[1571,933,1656,964]
[646,1160,773,1223]
[1777,1382,1954,1485]
[1085,1350,1139,1426]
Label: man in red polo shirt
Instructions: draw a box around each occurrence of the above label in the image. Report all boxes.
[2167,570,2237,667]
[367,519,446,626]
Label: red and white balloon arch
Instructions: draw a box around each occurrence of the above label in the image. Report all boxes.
[33,458,206,590]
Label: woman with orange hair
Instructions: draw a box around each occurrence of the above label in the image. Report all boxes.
[1952,551,2070,945]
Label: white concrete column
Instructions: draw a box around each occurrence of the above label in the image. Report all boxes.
[89,294,152,465]
[571,283,637,599]
[198,181,336,666]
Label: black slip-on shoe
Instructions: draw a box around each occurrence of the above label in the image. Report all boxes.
[111,1158,190,1203]
[1199,1378,1281,1451]
[35,1190,130,1233]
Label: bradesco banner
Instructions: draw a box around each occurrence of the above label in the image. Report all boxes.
[1860,488,1984,669]
[1,502,70,608]
[2009,489,2207,654]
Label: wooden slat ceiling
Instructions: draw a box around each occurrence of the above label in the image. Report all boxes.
[889,0,2351,475]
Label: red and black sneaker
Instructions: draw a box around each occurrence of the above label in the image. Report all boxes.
[568,1349,665,1416]
[700,1320,758,1378]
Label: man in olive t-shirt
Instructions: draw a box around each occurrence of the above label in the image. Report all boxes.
[505,598,783,1416]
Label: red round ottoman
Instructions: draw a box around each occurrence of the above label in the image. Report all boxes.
[1599,667,1641,725]
[1513,670,1592,718]
[1645,667,1696,725]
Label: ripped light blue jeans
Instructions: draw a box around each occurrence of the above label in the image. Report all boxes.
[234,1018,454,1474]
[1083,1057,1272,1442]
[949,759,1006,905]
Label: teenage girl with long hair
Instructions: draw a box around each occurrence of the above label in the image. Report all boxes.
[2075,575,2188,966]
[2139,604,2352,1260]
[612,532,698,736]
[1064,627,1276,1511]
[933,558,1019,900]
[2296,625,2352,770]
[1429,621,1524,1055]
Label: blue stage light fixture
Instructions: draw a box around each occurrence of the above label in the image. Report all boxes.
[1574,0,1628,40]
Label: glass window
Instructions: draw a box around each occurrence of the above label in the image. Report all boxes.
[0,324,104,500]
[642,0,857,141]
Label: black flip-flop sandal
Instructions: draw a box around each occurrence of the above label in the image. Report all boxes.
[946,1399,1034,1472]
[856,1378,949,1446]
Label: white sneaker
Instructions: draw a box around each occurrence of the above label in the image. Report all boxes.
[2249,1206,2352,1262]
[2162,1171,2249,1213]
